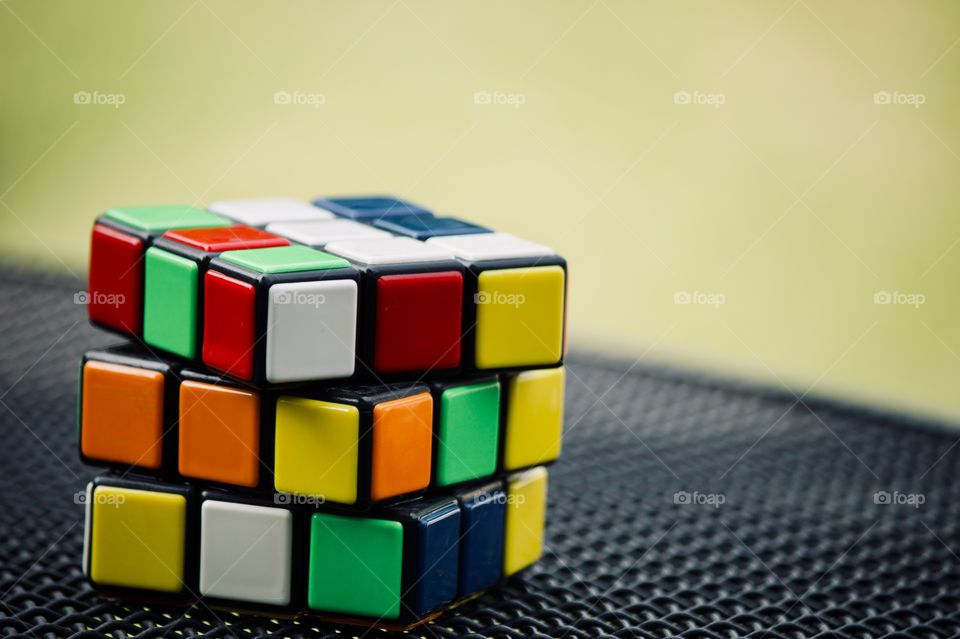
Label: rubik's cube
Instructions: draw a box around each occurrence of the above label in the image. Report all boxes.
[79,196,567,627]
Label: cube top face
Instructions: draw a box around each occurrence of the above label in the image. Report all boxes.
[436,379,501,487]
[370,392,433,501]
[265,219,391,247]
[374,271,463,374]
[143,247,199,359]
[88,223,144,334]
[162,225,290,253]
[202,271,256,381]
[312,195,431,220]
[503,367,565,470]
[104,205,229,233]
[209,197,334,226]
[199,500,293,605]
[178,381,260,487]
[265,279,358,383]
[503,466,548,576]
[88,485,187,592]
[372,214,491,240]
[81,360,165,469]
[427,232,554,262]
[219,245,349,274]
[274,397,360,504]
[474,265,565,369]
[308,513,404,618]
[325,237,454,266]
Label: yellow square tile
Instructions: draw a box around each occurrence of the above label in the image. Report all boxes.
[503,466,548,576]
[88,485,187,592]
[274,397,359,504]
[504,367,565,470]
[475,265,565,369]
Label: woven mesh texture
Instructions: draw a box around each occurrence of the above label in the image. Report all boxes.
[1,269,959,639]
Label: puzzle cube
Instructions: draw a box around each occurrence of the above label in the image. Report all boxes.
[83,476,193,596]
[456,480,506,595]
[308,496,460,620]
[209,197,334,227]
[371,214,491,240]
[265,218,391,247]
[273,383,433,505]
[427,232,567,370]
[78,345,180,472]
[143,226,290,359]
[88,205,229,335]
[322,237,464,375]
[429,376,501,487]
[202,245,360,384]
[503,466,548,576]
[312,195,431,220]
[501,366,565,471]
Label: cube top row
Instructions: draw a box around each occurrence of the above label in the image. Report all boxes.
[89,196,567,385]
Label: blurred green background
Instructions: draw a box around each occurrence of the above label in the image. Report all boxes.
[2,1,959,418]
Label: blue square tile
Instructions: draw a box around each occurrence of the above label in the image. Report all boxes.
[312,196,432,220]
[457,482,505,595]
[372,214,491,240]
[411,499,461,615]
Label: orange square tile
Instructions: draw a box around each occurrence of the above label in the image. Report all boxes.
[80,361,165,469]
[178,380,260,487]
[369,392,432,501]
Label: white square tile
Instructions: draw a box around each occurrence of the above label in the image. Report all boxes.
[266,279,357,382]
[325,237,454,265]
[426,232,554,261]
[199,500,293,605]
[209,198,333,226]
[266,219,392,247]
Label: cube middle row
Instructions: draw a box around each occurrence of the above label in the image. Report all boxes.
[79,345,564,506]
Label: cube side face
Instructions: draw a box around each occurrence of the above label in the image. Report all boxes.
[436,380,501,487]
[307,513,403,619]
[80,360,165,469]
[503,367,565,470]
[458,485,506,595]
[410,502,460,615]
[143,247,199,359]
[369,392,433,502]
[274,397,359,504]
[199,500,293,605]
[202,270,257,382]
[265,279,358,383]
[503,467,548,576]
[474,265,565,369]
[88,485,187,593]
[373,271,463,374]
[178,381,260,487]
[88,224,144,334]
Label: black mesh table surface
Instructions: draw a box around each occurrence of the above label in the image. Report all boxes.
[1,268,958,639]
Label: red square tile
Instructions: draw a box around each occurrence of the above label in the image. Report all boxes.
[163,225,290,252]
[374,271,462,373]
[202,270,256,380]
[88,224,144,334]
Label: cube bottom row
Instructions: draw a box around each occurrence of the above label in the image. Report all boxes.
[83,467,548,625]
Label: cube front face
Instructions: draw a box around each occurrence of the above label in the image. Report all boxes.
[503,367,565,470]
[143,247,200,359]
[436,380,501,487]
[274,397,359,504]
[373,271,463,374]
[370,393,433,501]
[199,500,293,605]
[80,360,165,469]
[88,224,144,334]
[87,485,187,593]
[474,265,565,369]
[178,381,261,488]
[503,467,548,576]
[308,513,404,618]
[202,271,257,381]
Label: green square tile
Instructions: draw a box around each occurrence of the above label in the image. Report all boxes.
[436,380,501,486]
[308,513,403,618]
[143,248,198,358]
[104,205,228,232]
[219,245,349,274]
